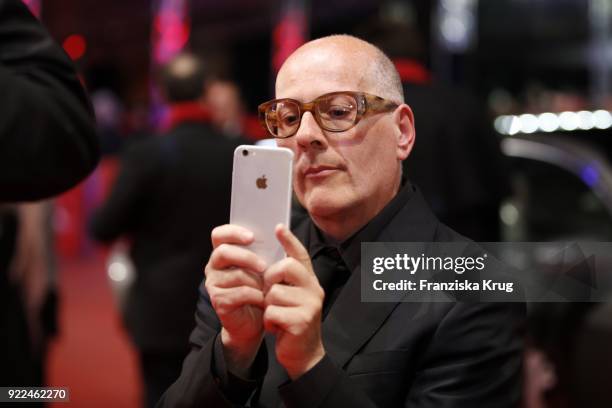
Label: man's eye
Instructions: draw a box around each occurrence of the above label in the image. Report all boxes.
[327,105,352,119]
[280,113,299,126]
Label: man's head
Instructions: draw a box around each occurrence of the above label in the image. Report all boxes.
[205,80,245,134]
[272,35,415,240]
[160,53,207,103]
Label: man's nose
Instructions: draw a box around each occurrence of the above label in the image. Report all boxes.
[295,111,327,149]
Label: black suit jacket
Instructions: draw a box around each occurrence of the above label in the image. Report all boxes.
[158,185,525,407]
[90,122,246,351]
[0,0,98,202]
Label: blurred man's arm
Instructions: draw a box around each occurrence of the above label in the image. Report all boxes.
[0,0,98,201]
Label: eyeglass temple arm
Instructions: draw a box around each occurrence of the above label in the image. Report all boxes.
[366,95,399,112]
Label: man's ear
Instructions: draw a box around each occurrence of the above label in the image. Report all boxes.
[394,104,415,161]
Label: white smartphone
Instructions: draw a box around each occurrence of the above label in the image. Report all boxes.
[230,145,294,265]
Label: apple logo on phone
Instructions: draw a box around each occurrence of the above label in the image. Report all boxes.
[256,175,268,189]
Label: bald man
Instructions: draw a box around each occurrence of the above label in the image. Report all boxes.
[158,36,524,407]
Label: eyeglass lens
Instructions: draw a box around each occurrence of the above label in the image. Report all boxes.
[265,93,359,138]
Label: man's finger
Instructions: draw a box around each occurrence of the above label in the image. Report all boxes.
[264,283,307,307]
[211,224,255,248]
[263,257,309,292]
[209,243,267,273]
[210,286,265,315]
[275,224,311,267]
[211,268,263,290]
[263,305,308,337]
[263,304,293,333]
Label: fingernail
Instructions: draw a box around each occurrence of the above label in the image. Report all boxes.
[244,231,254,240]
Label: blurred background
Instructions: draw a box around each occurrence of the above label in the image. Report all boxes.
[17,0,612,406]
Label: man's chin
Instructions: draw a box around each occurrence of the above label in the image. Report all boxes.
[303,194,346,219]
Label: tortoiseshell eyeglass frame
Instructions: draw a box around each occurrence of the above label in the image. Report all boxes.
[257,91,399,139]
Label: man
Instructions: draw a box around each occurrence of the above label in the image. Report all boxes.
[0,0,98,386]
[89,54,246,407]
[204,79,268,141]
[159,35,524,407]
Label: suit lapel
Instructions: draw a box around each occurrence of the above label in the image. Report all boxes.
[321,188,440,368]
[321,269,399,368]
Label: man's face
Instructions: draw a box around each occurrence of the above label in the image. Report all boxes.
[275,46,410,229]
[205,81,243,130]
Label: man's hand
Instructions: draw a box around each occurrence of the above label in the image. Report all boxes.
[205,224,268,377]
[263,224,325,379]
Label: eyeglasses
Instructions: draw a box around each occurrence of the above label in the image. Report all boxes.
[258,91,399,139]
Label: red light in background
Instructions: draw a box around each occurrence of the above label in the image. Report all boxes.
[152,11,190,64]
[272,1,307,73]
[63,34,87,61]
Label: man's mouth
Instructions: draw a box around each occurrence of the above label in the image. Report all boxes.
[302,165,339,178]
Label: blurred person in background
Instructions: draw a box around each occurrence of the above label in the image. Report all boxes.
[205,79,245,138]
[205,78,268,141]
[361,1,511,241]
[0,0,98,387]
[524,302,612,408]
[89,53,248,408]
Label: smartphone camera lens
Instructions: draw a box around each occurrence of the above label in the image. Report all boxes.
[242,150,249,157]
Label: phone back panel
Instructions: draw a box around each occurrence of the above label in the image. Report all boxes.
[230,145,294,265]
